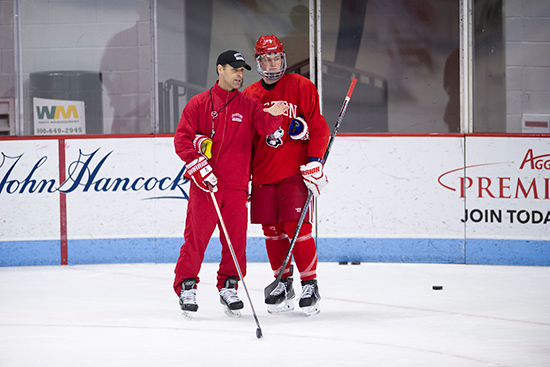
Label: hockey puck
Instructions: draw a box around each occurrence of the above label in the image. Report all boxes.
[432,285,443,290]
[351,261,361,265]
[338,261,348,265]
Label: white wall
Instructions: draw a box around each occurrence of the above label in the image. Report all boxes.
[1,135,548,266]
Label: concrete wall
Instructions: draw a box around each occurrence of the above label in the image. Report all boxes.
[505,1,550,132]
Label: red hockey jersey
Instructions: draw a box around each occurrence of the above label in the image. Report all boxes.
[243,73,329,185]
[174,81,282,190]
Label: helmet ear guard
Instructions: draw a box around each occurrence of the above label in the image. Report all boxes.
[254,35,287,81]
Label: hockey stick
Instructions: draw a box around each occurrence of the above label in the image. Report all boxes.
[264,77,357,299]
[210,191,263,339]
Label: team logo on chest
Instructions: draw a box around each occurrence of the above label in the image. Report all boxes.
[266,126,284,148]
[232,113,243,122]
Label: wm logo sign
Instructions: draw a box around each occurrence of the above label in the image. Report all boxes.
[33,97,86,135]
[36,105,80,120]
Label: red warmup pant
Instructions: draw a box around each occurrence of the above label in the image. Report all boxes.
[173,184,248,295]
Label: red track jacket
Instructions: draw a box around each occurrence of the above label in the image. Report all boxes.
[174,81,283,190]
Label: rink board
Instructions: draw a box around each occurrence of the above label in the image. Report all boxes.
[1,135,549,266]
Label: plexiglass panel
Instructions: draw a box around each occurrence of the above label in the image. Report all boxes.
[157,0,312,133]
[501,0,550,134]
[19,0,151,135]
[321,0,460,133]
[8,0,549,136]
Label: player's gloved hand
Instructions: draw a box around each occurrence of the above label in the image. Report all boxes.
[193,134,213,159]
[300,161,328,197]
[288,117,309,140]
[185,156,218,192]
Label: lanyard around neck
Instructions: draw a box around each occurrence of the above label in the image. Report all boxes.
[209,87,237,139]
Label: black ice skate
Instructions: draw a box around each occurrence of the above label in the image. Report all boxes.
[298,279,321,316]
[265,275,295,314]
[219,277,244,318]
[179,278,198,320]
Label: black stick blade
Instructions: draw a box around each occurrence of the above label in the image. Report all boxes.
[264,278,279,299]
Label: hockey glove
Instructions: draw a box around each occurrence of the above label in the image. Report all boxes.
[300,161,328,197]
[288,117,309,140]
[185,156,218,192]
[193,134,213,159]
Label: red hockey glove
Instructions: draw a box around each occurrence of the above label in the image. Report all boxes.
[300,161,328,197]
[288,117,309,140]
[193,134,213,159]
[185,156,218,192]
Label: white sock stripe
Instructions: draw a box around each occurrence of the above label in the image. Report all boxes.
[296,233,313,242]
[301,252,318,273]
[272,267,292,277]
[299,269,317,278]
[266,234,288,241]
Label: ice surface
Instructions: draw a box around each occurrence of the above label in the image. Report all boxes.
[1,262,549,366]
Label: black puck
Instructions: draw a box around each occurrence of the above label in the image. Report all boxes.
[351,261,361,265]
[432,285,443,290]
[338,261,348,265]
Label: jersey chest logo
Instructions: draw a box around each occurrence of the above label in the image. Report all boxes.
[266,126,284,148]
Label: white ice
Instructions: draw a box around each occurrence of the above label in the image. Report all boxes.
[1,262,549,367]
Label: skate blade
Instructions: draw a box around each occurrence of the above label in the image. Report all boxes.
[267,299,295,314]
[223,306,242,318]
[181,310,195,320]
[301,303,320,317]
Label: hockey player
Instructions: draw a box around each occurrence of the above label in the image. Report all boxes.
[243,35,330,316]
[173,50,288,318]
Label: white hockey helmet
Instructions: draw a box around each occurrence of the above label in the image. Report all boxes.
[254,35,287,81]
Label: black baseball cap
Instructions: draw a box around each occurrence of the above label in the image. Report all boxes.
[216,50,251,70]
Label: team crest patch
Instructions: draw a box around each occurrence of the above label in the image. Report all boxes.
[266,126,284,148]
[232,113,243,122]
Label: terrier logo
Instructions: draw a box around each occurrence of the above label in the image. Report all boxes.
[266,126,284,148]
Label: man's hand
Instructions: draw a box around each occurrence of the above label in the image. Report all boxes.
[185,156,218,192]
[193,134,213,159]
[300,161,328,197]
[264,101,289,116]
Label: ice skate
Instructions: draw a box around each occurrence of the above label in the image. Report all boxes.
[265,276,295,314]
[219,277,244,318]
[179,278,198,320]
[298,279,321,317]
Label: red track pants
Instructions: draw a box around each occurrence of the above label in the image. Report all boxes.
[173,184,248,295]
